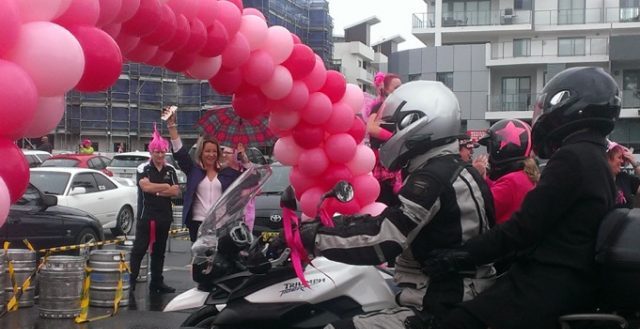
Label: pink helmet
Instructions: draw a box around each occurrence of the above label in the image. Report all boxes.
[82,139,92,147]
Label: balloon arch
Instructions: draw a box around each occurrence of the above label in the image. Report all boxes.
[0,0,388,226]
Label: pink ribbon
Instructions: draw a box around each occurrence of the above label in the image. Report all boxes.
[282,208,311,288]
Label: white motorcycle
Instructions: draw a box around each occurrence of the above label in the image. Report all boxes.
[164,165,397,328]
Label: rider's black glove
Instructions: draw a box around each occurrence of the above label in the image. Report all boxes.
[422,249,475,281]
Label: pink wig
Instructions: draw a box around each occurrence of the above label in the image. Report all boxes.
[148,123,169,152]
[82,139,92,147]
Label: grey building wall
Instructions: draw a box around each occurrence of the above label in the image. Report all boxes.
[610,35,640,61]
[389,44,490,131]
[345,24,369,45]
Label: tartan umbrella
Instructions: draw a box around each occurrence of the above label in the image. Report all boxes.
[195,106,277,147]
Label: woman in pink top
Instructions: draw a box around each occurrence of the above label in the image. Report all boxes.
[474,119,539,224]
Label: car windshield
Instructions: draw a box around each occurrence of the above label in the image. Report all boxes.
[260,165,291,193]
[192,165,272,259]
[13,185,40,207]
[109,154,177,168]
[30,171,70,195]
[41,158,80,167]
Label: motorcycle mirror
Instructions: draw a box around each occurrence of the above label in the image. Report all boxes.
[280,185,297,210]
[331,181,354,203]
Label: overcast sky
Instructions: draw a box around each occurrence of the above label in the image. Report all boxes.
[328,0,427,51]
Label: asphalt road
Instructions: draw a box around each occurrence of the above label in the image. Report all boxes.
[0,235,196,329]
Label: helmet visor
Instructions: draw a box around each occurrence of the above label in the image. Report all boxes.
[532,93,546,127]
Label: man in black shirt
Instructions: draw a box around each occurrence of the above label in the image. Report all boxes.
[130,131,179,294]
[37,136,53,153]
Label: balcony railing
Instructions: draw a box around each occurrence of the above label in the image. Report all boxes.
[489,90,640,112]
[413,12,435,28]
[412,9,532,28]
[490,37,608,60]
[535,7,640,26]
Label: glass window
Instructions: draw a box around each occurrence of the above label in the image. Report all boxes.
[501,77,531,111]
[29,172,71,195]
[558,37,585,56]
[109,155,150,168]
[513,39,531,57]
[437,72,454,90]
[41,158,79,167]
[93,173,117,191]
[88,157,105,170]
[515,0,532,10]
[71,173,99,193]
[408,73,422,81]
[558,0,585,24]
[623,70,640,108]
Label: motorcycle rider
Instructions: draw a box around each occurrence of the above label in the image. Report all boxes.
[423,66,620,329]
[295,80,497,328]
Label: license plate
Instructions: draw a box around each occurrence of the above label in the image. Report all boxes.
[120,173,133,178]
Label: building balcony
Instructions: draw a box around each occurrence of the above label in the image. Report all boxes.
[486,37,609,67]
[348,41,375,61]
[534,7,640,28]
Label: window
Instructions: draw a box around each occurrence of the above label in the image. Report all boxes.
[558,37,585,56]
[501,77,531,111]
[513,39,531,57]
[515,0,532,10]
[71,173,99,193]
[623,70,640,108]
[93,173,116,191]
[88,157,106,170]
[442,0,491,26]
[436,72,454,90]
[620,0,640,21]
[408,73,422,81]
[558,0,585,24]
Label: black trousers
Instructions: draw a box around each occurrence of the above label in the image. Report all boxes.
[130,217,172,284]
[187,220,202,243]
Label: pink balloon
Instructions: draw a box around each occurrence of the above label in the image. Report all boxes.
[121,0,162,37]
[320,70,347,103]
[197,0,219,27]
[70,26,123,92]
[176,0,198,18]
[273,136,303,166]
[224,0,244,10]
[321,164,353,190]
[261,66,293,100]
[160,14,190,51]
[352,174,380,206]
[300,187,324,218]
[180,18,207,53]
[242,50,275,86]
[300,92,332,125]
[125,40,158,63]
[7,22,85,97]
[0,60,38,140]
[325,133,357,164]
[324,102,355,134]
[186,55,222,80]
[221,33,250,69]
[303,55,328,93]
[282,44,316,79]
[341,83,365,114]
[239,15,268,50]
[289,167,319,198]
[0,0,20,57]
[270,109,300,131]
[326,197,361,216]
[114,31,140,53]
[24,96,66,138]
[208,67,243,95]
[347,117,366,144]
[292,122,324,149]
[346,145,376,176]
[146,48,174,66]
[55,0,100,28]
[291,33,301,44]
[166,0,186,15]
[97,0,123,27]
[0,138,30,204]
[359,202,387,216]
[115,0,140,22]
[232,89,267,120]
[200,20,229,57]
[141,4,177,46]
[280,81,309,112]
[164,51,197,73]
[0,178,10,226]
[298,148,329,177]
[102,23,122,37]
[217,1,242,37]
[263,26,294,64]
[243,8,266,21]
[18,0,72,22]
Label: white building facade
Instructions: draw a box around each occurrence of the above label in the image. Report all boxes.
[397,0,640,147]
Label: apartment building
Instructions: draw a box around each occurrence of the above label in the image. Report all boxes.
[392,0,640,147]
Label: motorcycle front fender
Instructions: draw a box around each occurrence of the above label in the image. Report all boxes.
[163,287,210,312]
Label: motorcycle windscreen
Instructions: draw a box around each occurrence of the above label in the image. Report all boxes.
[191,164,272,260]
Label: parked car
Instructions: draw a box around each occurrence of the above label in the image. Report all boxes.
[106,151,187,191]
[40,153,114,176]
[21,149,52,168]
[2,184,104,255]
[253,163,294,239]
[29,167,137,235]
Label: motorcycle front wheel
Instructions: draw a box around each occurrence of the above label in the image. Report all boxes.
[181,305,219,328]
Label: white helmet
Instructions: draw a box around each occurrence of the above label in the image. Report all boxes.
[379,81,461,170]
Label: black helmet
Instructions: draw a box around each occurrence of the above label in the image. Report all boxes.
[480,119,532,166]
[531,67,621,159]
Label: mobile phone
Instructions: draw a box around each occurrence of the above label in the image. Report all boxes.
[161,106,177,121]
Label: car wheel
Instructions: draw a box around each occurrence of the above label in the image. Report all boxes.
[75,228,98,258]
[112,206,134,236]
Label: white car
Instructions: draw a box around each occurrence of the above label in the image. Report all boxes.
[22,149,52,168]
[107,151,187,187]
[29,167,137,235]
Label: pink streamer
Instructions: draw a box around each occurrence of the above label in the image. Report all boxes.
[282,208,311,288]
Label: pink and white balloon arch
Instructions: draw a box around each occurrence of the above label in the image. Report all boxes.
[0,0,387,227]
